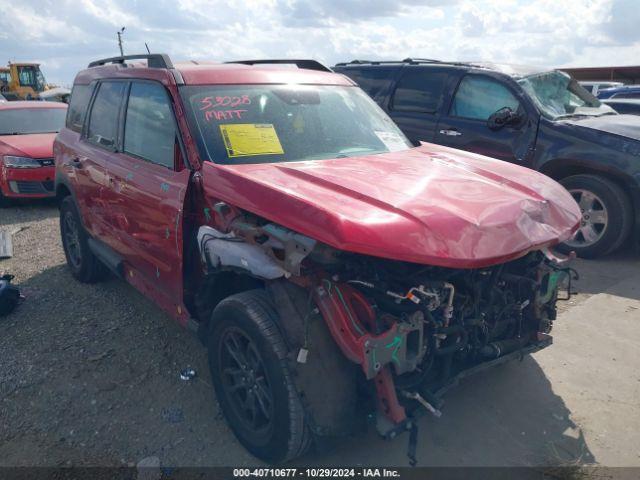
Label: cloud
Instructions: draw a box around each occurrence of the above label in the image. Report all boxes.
[280,0,452,26]
[0,0,639,86]
[602,0,640,43]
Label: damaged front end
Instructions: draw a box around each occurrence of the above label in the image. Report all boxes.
[196,208,574,450]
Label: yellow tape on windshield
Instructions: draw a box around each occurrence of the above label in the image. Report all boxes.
[219,123,284,158]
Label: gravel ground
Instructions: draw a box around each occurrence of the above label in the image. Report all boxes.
[1,200,639,468]
[0,201,254,467]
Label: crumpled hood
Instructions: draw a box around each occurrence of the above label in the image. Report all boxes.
[202,143,580,268]
[562,114,640,142]
[0,133,56,158]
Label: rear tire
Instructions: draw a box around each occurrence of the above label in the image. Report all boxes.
[59,196,108,283]
[208,290,310,463]
[557,174,632,258]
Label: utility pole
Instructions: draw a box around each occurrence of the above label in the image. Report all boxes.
[117,27,126,56]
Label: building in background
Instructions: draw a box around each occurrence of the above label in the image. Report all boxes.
[563,65,640,85]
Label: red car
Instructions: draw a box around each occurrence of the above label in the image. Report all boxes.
[0,101,67,203]
[55,54,580,463]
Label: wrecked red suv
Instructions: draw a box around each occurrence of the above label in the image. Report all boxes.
[54,54,581,463]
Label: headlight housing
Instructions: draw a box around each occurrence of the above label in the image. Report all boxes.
[2,156,41,169]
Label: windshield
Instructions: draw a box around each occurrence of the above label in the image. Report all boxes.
[0,108,66,135]
[518,71,615,120]
[182,85,413,165]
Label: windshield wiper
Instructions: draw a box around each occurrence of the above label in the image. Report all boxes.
[556,111,617,120]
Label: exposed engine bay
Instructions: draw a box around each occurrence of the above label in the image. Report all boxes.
[321,250,563,384]
[197,208,572,440]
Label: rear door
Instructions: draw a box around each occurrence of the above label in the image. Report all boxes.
[62,81,125,238]
[434,73,538,164]
[386,66,454,144]
[101,80,190,304]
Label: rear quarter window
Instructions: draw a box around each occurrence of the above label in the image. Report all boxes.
[66,84,94,133]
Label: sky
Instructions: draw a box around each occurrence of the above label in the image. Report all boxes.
[0,0,638,86]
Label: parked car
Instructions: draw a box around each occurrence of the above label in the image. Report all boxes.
[0,93,6,102]
[601,98,640,115]
[334,59,640,258]
[0,101,67,204]
[55,54,579,463]
[597,84,640,99]
[579,81,623,96]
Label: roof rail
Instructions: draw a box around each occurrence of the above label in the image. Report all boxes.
[88,53,174,69]
[225,59,333,73]
[335,59,393,66]
[402,58,443,64]
[335,58,476,68]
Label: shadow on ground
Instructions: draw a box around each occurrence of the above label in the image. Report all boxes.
[570,247,640,301]
[298,354,594,467]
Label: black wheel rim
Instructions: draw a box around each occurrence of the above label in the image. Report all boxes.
[219,327,274,435]
[63,211,82,268]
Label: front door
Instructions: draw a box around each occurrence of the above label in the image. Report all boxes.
[101,80,190,305]
[435,74,538,164]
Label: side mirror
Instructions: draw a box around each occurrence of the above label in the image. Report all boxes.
[487,107,523,131]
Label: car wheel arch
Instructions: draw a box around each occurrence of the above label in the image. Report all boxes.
[539,158,636,199]
[54,180,89,230]
[55,183,72,201]
[193,270,265,343]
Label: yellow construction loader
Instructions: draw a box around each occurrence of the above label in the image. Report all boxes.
[0,62,69,102]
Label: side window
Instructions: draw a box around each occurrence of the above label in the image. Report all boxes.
[87,81,126,149]
[124,82,177,169]
[66,84,93,133]
[392,70,448,113]
[343,67,397,99]
[451,75,520,120]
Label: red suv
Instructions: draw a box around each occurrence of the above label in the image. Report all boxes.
[1,101,67,203]
[55,54,580,463]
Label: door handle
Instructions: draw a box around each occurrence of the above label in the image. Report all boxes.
[439,129,463,137]
[108,176,123,192]
[69,157,84,169]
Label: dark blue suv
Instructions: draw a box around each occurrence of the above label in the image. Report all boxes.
[598,85,640,100]
[334,59,640,258]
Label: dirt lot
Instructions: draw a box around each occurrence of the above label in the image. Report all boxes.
[1,201,639,468]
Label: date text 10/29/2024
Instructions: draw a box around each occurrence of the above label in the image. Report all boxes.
[233,469,401,478]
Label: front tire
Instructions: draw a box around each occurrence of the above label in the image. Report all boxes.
[59,196,107,283]
[0,190,10,208]
[558,174,632,258]
[208,290,310,463]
